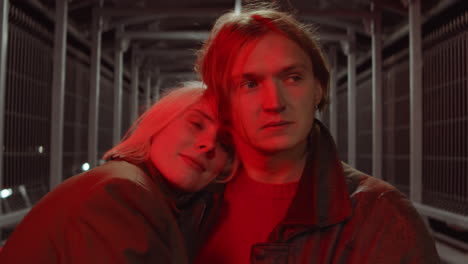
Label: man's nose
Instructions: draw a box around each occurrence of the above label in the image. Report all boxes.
[262,79,286,113]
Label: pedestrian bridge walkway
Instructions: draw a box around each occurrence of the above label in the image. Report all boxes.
[0,0,467,263]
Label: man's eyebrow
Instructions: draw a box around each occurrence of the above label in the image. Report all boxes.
[232,64,309,79]
[191,109,215,122]
[232,72,260,81]
[280,64,308,73]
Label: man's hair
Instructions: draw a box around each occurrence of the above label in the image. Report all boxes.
[196,2,330,125]
[103,82,207,163]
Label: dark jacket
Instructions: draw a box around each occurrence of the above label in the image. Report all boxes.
[198,121,440,264]
[0,160,206,264]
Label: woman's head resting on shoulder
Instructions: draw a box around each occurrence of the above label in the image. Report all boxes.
[104,81,237,192]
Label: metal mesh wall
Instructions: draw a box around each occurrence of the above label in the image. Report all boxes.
[97,75,114,159]
[337,83,348,163]
[1,6,53,213]
[62,56,90,179]
[121,82,131,138]
[422,14,468,216]
[96,71,132,160]
[382,57,410,196]
[1,4,131,214]
[138,85,147,116]
[356,72,373,175]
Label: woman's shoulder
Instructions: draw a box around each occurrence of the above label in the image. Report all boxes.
[1,161,183,263]
[73,160,165,203]
[85,160,148,182]
[21,161,163,221]
[65,160,158,193]
[14,160,169,233]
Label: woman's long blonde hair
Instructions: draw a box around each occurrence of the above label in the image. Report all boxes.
[103,82,207,163]
[103,81,238,182]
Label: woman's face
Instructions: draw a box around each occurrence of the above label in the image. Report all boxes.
[150,98,230,192]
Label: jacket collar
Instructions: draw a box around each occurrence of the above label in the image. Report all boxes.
[137,159,200,212]
[269,120,352,241]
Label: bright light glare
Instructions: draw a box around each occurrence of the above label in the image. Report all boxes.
[38,146,44,153]
[0,188,13,199]
[82,162,90,172]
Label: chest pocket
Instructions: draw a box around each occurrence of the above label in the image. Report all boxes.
[251,244,295,264]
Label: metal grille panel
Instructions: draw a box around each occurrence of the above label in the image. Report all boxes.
[62,56,90,179]
[98,75,114,160]
[2,6,53,213]
[337,83,348,163]
[422,17,468,216]
[356,73,373,175]
[121,82,131,138]
[382,58,410,196]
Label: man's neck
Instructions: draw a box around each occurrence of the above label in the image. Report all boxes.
[236,140,308,184]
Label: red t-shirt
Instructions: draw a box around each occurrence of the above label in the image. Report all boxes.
[195,171,298,263]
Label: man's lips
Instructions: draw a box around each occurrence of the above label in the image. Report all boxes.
[261,121,293,129]
[180,154,206,172]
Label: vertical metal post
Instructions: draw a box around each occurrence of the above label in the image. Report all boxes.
[372,3,383,179]
[87,4,102,169]
[130,52,139,124]
[153,78,161,102]
[144,74,151,110]
[409,0,422,202]
[347,29,357,167]
[0,0,9,222]
[234,0,242,14]
[74,66,83,167]
[50,0,67,190]
[153,67,161,102]
[113,26,124,145]
[329,46,338,140]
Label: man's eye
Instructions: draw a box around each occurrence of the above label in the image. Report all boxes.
[285,74,302,84]
[240,80,258,89]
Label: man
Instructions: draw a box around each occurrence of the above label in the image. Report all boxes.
[195,4,439,264]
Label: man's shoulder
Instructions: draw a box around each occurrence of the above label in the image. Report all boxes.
[338,163,439,263]
[341,161,399,199]
[340,162,424,227]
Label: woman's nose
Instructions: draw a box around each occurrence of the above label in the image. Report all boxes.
[196,135,216,159]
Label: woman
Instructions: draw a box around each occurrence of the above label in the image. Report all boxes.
[0,82,236,264]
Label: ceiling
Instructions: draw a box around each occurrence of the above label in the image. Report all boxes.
[22,0,460,90]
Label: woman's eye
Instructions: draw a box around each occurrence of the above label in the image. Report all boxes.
[190,121,203,129]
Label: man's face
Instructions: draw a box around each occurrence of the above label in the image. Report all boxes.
[230,32,322,155]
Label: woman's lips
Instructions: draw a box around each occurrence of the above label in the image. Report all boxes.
[180,154,206,172]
